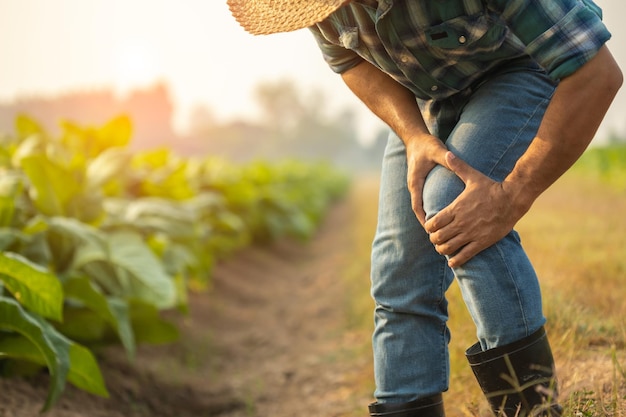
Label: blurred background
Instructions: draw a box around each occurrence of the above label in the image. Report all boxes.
[1,0,625,169]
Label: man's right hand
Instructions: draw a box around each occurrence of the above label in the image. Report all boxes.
[404,134,449,226]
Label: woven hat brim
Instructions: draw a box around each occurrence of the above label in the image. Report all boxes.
[227,0,347,35]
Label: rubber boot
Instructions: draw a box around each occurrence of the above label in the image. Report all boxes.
[368,394,445,417]
[466,326,562,417]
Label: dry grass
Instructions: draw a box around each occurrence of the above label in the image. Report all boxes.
[341,168,626,417]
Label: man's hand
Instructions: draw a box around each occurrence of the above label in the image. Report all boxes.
[424,152,528,268]
[405,135,449,225]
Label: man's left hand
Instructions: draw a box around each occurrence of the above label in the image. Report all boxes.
[424,152,525,268]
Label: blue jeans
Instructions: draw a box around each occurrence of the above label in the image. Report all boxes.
[370,64,558,403]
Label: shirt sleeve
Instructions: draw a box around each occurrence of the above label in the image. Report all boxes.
[487,0,611,80]
[308,24,365,74]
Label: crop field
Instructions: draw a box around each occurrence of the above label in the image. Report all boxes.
[0,114,624,417]
[0,115,351,415]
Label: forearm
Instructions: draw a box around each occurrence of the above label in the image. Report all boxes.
[341,61,427,138]
[504,46,623,214]
[341,61,448,166]
[341,60,451,223]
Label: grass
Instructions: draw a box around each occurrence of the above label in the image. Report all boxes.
[339,145,626,416]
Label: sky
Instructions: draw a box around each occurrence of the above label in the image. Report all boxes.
[1,0,625,143]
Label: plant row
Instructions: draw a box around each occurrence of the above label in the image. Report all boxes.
[0,115,349,411]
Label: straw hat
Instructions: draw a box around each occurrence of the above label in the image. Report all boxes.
[227,0,348,35]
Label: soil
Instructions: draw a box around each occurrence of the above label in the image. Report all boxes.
[0,197,374,417]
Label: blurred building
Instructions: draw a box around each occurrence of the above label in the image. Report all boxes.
[0,83,176,150]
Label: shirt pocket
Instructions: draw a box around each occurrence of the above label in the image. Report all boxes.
[424,13,505,58]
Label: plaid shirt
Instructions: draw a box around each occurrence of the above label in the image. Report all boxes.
[309,0,611,101]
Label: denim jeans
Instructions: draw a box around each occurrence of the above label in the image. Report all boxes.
[370,64,558,403]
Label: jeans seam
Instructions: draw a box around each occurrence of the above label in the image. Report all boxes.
[494,239,530,337]
[437,261,449,392]
[487,94,553,179]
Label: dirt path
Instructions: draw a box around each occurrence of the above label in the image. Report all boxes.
[0,192,374,417]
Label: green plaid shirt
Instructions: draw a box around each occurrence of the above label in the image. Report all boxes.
[309,0,611,101]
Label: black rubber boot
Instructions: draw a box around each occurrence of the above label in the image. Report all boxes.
[368,394,445,417]
[466,326,563,416]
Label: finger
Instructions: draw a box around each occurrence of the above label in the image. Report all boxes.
[432,232,466,256]
[424,208,454,234]
[445,152,480,185]
[415,206,426,226]
[411,189,427,226]
[408,173,427,226]
[447,241,484,268]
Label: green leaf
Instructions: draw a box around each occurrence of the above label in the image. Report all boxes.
[15,114,46,139]
[80,232,176,309]
[0,296,70,411]
[98,115,133,149]
[45,216,109,275]
[106,232,176,309]
[60,116,132,159]
[64,277,135,359]
[0,252,63,321]
[123,197,197,240]
[19,154,82,216]
[66,342,109,396]
[55,308,109,342]
[0,229,23,251]
[143,162,195,200]
[129,301,179,344]
[0,173,23,227]
[86,147,133,189]
[0,333,109,397]
[11,134,46,167]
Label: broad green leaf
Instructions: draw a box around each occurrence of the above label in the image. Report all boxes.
[64,277,135,359]
[0,335,108,397]
[66,342,109,396]
[15,114,46,139]
[172,272,189,314]
[184,192,227,214]
[18,233,52,269]
[131,148,170,169]
[10,134,46,167]
[0,252,63,321]
[0,173,23,227]
[129,300,179,344]
[143,162,195,200]
[86,147,132,189]
[45,216,109,274]
[106,232,176,309]
[19,154,82,216]
[0,229,23,251]
[79,261,124,298]
[79,231,176,309]
[159,240,198,278]
[59,116,131,158]
[70,241,110,271]
[0,296,70,411]
[56,308,109,342]
[59,121,94,157]
[123,197,197,239]
[22,215,49,235]
[48,216,107,246]
[98,115,133,149]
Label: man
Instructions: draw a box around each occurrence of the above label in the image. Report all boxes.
[227,0,622,416]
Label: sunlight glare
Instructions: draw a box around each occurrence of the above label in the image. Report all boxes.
[112,39,161,96]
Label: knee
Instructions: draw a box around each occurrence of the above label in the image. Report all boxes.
[422,165,465,221]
